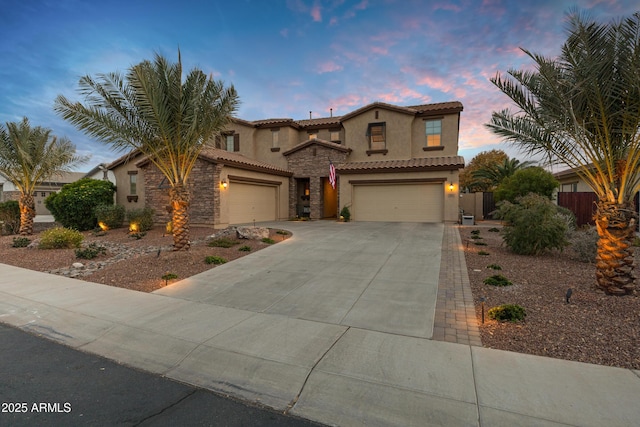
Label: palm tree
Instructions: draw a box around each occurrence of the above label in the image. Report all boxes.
[0,118,86,235]
[470,157,536,190]
[54,52,239,250]
[486,11,640,295]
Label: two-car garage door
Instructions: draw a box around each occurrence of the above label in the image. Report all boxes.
[229,182,277,224]
[353,183,443,222]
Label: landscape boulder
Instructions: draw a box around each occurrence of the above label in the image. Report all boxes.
[236,226,269,240]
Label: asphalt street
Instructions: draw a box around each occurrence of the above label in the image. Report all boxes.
[0,323,323,426]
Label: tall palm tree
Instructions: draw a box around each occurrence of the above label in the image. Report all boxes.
[0,118,86,235]
[471,157,536,190]
[54,52,239,250]
[486,11,640,295]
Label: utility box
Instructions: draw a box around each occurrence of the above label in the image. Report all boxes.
[462,215,475,226]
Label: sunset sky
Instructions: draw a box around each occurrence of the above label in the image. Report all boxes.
[1,0,638,169]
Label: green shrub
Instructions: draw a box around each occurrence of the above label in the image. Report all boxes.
[39,227,83,249]
[569,226,599,263]
[496,193,569,255]
[45,178,115,231]
[75,242,107,259]
[95,204,125,229]
[470,229,480,235]
[470,235,482,240]
[488,304,526,322]
[276,230,289,235]
[0,200,20,235]
[209,237,239,248]
[161,272,178,285]
[555,205,577,234]
[238,245,252,252]
[483,274,513,287]
[486,264,502,270]
[478,251,490,255]
[128,232,146,240]
[488,227,499,232]
[12,237,31,248]
[261,237,275,244]
[340,205,351,222]
[205,255,227,265]
[633,236,640,247]
[474,241,488,246]
[494,167,559,203]
[126,207,154,232]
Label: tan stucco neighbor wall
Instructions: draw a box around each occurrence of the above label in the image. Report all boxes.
[112,159,146,209]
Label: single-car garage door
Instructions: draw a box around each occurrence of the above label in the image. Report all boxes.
[229,182,277,224]
[353,183,443,222]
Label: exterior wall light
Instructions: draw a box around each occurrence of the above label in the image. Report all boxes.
[221,178,228,189]
[448,183,455,192]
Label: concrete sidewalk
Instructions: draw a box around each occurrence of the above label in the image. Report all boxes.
[1,222,639,426]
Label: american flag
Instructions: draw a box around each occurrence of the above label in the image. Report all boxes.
[329,161,336,189]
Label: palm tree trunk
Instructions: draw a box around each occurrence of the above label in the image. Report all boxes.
[169,184,190,251]
[594,201,637,295]
[18,193,36,236]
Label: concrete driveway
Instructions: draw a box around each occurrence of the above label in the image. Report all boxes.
[155,221,443,339]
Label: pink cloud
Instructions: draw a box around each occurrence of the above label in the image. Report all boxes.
[311,4,322,22]
[317,60,343,74]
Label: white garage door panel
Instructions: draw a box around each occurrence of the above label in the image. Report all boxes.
[354,184,442,222]
[229,182,277,224]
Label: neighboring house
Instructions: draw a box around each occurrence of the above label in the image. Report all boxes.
[554,166,639,226]
[0,171,86,215]
[107,101,465,228]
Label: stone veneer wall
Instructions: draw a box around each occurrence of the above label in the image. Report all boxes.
[286,144,349,219]
[141,158,219,225]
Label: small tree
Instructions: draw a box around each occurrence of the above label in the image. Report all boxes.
[494,167,559,203]
[496,193,569,255]
[459,150,508,192]
[45,178,115,231]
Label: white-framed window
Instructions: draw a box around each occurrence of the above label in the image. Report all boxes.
[129,172,137,195]
[226,134,234,151]
[561,183,578,192]
[425,119,442,147]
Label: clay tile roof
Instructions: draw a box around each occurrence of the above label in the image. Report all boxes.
[336,155,465,173]
[406,101,464,114]
[199,147,292,176]
[282,138,351,156]
[296,117,343,128]
[251,118,296,127]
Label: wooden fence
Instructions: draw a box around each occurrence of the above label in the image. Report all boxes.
[557,192,598,226]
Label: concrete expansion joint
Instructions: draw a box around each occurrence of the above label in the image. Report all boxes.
[283,326,351,416]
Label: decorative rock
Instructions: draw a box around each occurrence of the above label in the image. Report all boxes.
[236,226,269,240]
[72,262,84,269]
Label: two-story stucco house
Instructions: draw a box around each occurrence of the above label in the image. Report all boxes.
[107,100,465,228]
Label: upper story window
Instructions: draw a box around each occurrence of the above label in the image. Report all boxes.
[330,130,341,143]
[308,131,318,140]
[425,119,442,147]
[226,134,234,152]
[367,122,386,151]
[224,133,239,152]
[272,129,280,148]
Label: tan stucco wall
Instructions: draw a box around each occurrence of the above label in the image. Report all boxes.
[338,169,460,222]
[217,165,290,229]
[342,108,414,162]
[410,113,460,157]
[557,176,592,192]
[112,160,145,208]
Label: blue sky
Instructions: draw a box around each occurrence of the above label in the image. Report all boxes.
[1,0,638,170]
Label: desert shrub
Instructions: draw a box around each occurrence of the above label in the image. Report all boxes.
[126,207,154,232]
[471,229,480,235]
[470,235,482,240]
[161,272,178,285]
[0,200,20,235]
[128,231,146,240]
[496,193,569,255]
[488,227,499,232]
[12,237,31,248]
[569,226,599,263]
[75,242,107,259]
[45,179,115,231]
[474,241,487,246]
[238,245,252,252]
[483,274,513,287]
[555,205,577,234]
[494,167,559,203]
[261,237,275,244]
[95,204,125,229]
[39,227,83,249]
[488,304,526,322]
[205,255,227,265]
[486,264,502,270]
[478,251,490,255]
[276,230,289,235]
[340,205,351,222]
[209,237,239,248]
